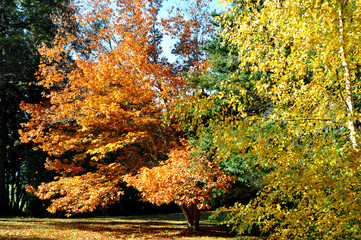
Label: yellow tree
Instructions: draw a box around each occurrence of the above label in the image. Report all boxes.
[208,0,361,238]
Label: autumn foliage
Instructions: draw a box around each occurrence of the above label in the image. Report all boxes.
[20,0,185,215]
[205,0,361,238]
[163,0,214,72]
[125,143,234,230]
[18,0,233,224]
[15,0,361,237]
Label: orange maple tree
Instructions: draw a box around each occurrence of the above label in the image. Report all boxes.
[19,0,183,216]
[18,0,232,225]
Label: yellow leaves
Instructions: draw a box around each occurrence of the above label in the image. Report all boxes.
[219,128,361,237]
[209,1,361,237]
[85,132,143,161]
[276,204,281,211]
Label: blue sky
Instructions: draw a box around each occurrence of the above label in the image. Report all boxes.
[76,0,225,62]
[160,0,225,13]
[159,0,225,62]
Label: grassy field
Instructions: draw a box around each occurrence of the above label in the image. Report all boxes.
[0,212,259,240]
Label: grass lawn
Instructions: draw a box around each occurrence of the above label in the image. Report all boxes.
[0,212,259,240]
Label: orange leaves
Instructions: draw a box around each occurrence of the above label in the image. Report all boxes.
[20,0,181,160]
[161,0,214,72]
[125,142,235,209]
[19,0,215,216]
[28,163,125,216]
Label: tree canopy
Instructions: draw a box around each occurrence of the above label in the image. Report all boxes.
[208,0,361,238]
[19,0,233,230]
[20,0,181,215]
[16,0,361,237]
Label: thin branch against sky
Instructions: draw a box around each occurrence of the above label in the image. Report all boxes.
[71,0,224,63]
[159,0,225,62]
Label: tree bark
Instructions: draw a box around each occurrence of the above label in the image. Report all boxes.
[0,98,8,216]
[338,1,360,152]
[179,203,201,231]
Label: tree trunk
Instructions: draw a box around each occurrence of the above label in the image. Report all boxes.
[338,1,360,152]
[179,203,201,231]
[0,99,8,216]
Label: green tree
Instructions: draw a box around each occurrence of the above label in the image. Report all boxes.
[0,0,68,216]
[171,10,266,207]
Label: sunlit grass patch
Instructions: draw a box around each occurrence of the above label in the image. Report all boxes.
[0,212,259,239]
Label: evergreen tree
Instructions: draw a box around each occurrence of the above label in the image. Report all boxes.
[0,0,69,216]
[171,10,267,207]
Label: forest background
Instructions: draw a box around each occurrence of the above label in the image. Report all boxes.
[2,0,361,239]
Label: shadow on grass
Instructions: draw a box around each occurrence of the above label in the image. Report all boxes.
[49,219,235,239]
[0,236,53,240]
[0,213,236,239]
